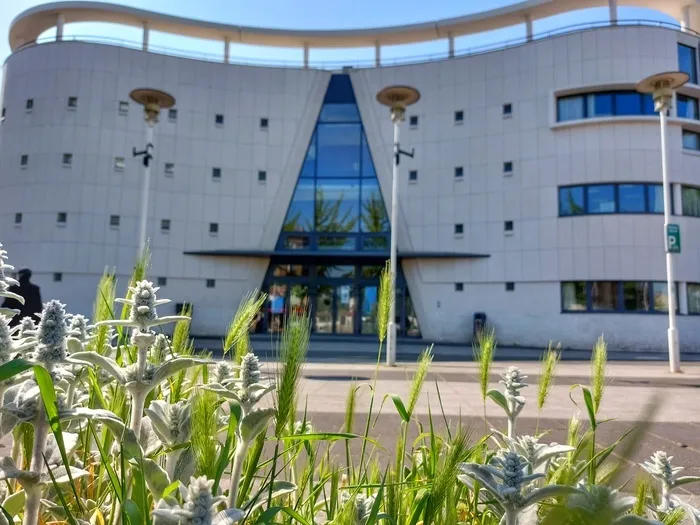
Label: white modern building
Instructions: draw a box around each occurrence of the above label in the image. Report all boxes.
[1,0,700,351]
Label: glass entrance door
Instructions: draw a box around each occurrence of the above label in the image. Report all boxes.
[360,286,378,335]
[335,285,356,334]
[315,286,333,334]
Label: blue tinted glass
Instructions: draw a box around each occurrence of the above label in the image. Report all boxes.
[361,179,389,232]
[300,132,316,178]
[592,93,613,117]
[317,124,361,178]
[678,44,698,84]
[283,180,315,232]
[587,185,616,213]
[642,94,655,115]
[557,96,584,121]
[318,236,356,250]
[319,104,360,122]
[361,133,376,178]
[618,184,646,212]
[683,130,700,151]
[677,95,699,119]
[615,92,642,115]
[324,74,356,103]
[647,184,664,214]
[315,178,360,232]
[559,187,585,216]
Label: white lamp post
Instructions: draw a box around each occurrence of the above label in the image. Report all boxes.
[376,85,420,367]
[129,88,175,256]
[636,71,689,373]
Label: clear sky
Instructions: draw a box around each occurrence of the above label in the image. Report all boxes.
[0,0,675,75]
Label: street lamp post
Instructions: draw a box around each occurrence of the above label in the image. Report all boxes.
[636,71,689,373]
[376,86,420,367]
[129,88,176,256]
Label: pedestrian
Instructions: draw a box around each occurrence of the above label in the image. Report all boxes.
[1,268,42,325]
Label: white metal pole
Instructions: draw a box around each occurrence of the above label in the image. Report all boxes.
[137,123,154,256]
[387,119,400,366]
[659,108,680,373]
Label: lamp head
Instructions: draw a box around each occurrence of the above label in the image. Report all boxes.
[376,86,420,123]
[636,72,689,112]
[129,88,176,127]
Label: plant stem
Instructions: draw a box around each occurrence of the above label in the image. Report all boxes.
[130,389,147,437]
[508,415,516,439]
[165,449,183,480]
[227,440,248,508]
[66,381,76,408]
[23,392,51,525]
[504,508,519,525]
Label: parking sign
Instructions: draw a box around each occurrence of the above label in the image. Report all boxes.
[666,224,681,254]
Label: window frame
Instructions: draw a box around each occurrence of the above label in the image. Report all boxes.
[677,94,699,120]
[14,212,22,225]
[561,281,679,314]
[53,272,63,282]
[260,117,269,129]
[409,115,418,127]
[118,101,129,115]
[62,153,73,166]
[688,283,700,315]
[681,185,700,217]
[408,170,418,182]
[215,114,224,125]
[683,129,700,151]
[558,183,667,216]
[258,170,267,182]
[556,90,655,122]
[160,219,171,232]
[57,212,67,224]
[678,43,698,85]
[67,96,78,109]
[502,103,513,116]
[454,223,464,235]
[209,222,219,235]
[212,167,222,180]
[20,154,28,167]
[454,166,464,178]
[454,110,464,123]
[109,215,120,227]
[206,278,216,288]
[168,108,177,122]
[455,282,464,292]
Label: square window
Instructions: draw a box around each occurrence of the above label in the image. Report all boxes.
[677,95,699,120]
[454,110,464,123]
[62,153,73,166]
[618,184,646,213]
[209,222,219,234]
[215,114,224,125]
[118,101,129,115]
[67,96,78,109]
[109,215,120,227]
[591,281,619,310]
[258,170,267,182]
[409,170,418,181]
[161,219,171,232]
[157,277,167,286]
[53,272,62,282]
[562,281,586,311]
[25,99,34,111]
[454,223,464,235]
[623,281,652,312]
[454,166,463,178]
[559,186,585,216]
[212,167,221,179]
[503,161,513,174]
[168,108,177,121]
[688,283,700,314]
[455,282,464,292]
[1,107,5,119]
[409,115,418,127]
[503,103,513,116]
[20,154,28,167]
[14,213,22,225]
[164,162,175,176]
[682,185,700,217]
[206,279,216,288]
[587,184,616,213]
[114,156,125,171]
[260,117,269,129]
[505,282,515,291]
[647,184,664,214]
[504,220,514,232]
[57,212,67,224]
[683,129,700,151]
[557,95,585,122]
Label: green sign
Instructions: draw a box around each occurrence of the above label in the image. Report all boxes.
[666,224,681,254]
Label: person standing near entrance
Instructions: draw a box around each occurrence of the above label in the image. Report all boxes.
[1,268,42,326]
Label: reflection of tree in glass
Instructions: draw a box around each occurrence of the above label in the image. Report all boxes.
[361,192,389,232]
[565,190,584,215]
[315,188,358,233]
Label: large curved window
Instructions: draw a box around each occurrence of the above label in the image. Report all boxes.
[557,90,655,122]
[562,281,677,313]
[559,183,665,216]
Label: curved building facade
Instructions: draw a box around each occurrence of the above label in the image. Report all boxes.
[2,1,700,351]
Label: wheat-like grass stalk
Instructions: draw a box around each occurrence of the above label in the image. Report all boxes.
[191,388,220,478]
[473,327,497,403]
[90,269,116,354]
[223,290,266,354]
[591,335,608,414]
[171,303,192,355]
[407,347,433,418]
[377,260,392,344]
[536,342,561,434]
[235,332,251,365]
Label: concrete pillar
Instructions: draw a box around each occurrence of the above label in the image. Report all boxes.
[525,15,533,42]
[375,41,381,67]
[56,14,64,41]
[609,0,618,25]
[679,282,688,315]
[142,21,149,51]
[303,44,309,69]
[448,32,455,58]
[680,6,691,32]
[224,37,230,63]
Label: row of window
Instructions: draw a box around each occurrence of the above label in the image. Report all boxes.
[49,273,216,288]
[559,183,700,217]
[13,213,223,234]
[455,282,515,292]
[408,162,513,182]
[562,280,700,315]
[408,104,513,128]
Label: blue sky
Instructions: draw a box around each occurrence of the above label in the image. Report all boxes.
[0,0,675,73]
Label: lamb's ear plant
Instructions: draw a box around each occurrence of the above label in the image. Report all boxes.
[640,450,700,513]
[487,366,528,438]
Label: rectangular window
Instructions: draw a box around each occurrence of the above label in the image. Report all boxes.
[53,272,62,282]
[260,117,269,129]
[14,213,22,224]
[505,282,515,291]
[454,166,463,178]
[647,184,664,214]
[562,282,586,311]
[559,186,585,215]
[209,223,219,234]
[409,115,418,127]
[258,170,267,182]
[623,281,651,312]
[168,109,177,121]
[591,281,619,311]
[504,221,514,232]
[455,283,464,292]
[677,95,699,120]
[557,95,584,122]
[317,265,355,278]
[502,103,512,116]
[618,184,646,213]
[161,219,171,232]
[454,110,464,123]
[614,92,643,116]
[454,223,464,235]
[62,153,73,166]
[57,212,67,224]
[503,161,513,174]
[164,162,175,176]
[651,281,670,312]
[688,283,700,314]
[588,92,613,117]
[206,279,216,288]
[409,170,418,181]
[683,129,700,151]
[157,277,167,286]
[114,157,125,171]
[273,264,310,277]
[283,235,310,250]
[215,114,224,125]
[212,167,221,179]
[67,96,78,109]
[1,107,5,119]
[25,99,34,111]
[682,185,700,217]
[109,215,120,227]
[678,43,698,84]
[20,154,28,167]
[318,236,355,250]
[118,101,129,115]
[586,185,616,213]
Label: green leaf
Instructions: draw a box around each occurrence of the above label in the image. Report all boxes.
[675,476,700,487]
[407,491,429,525]
[244,481,297,513]
[43,455,79,525]
[142,459,171,500]
[366,473,385,525]
[570,385,597,430]
[123,499,143,525]
[279,432,382,448]
[162,481,180,499]
[253,505,312,525]
[388,394,409,422]
[522,485,581,508]
[486,389,510,416]
[88,422,122,503]
[1,490,25,516]
[0,359,32,382]
[240,408,275,443]
[213,403,239,493]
